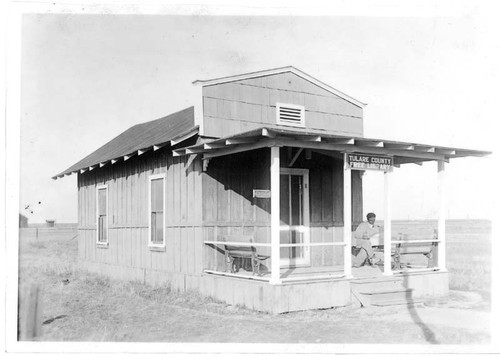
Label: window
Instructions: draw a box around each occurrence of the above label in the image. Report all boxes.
[149,174,165,247]
[96,185,108,244]
[276,103,305,127]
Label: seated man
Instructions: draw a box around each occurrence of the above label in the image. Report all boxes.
[352,212,381,267]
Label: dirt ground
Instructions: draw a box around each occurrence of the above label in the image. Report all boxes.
[17,226,491,345]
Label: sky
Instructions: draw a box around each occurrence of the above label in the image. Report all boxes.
[17,6,499,223]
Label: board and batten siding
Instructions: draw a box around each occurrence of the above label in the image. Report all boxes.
[77,149,204,283]
[202,72,363,138]
[202,149,271,272]
[202,148,363,271]
[282,150,363,267]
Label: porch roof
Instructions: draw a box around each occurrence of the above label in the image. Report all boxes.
[172,126,491,165]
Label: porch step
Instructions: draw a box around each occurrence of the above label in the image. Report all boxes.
[351,277,404,292]
[371,298,423,307]
[358,288,414,305]
[351,278,418,307]
[351,277,404,285]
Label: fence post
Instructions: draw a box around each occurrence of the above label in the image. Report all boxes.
[19,283,43,340]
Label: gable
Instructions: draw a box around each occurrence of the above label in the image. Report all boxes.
[201,70,364,138]
[235,72,344,101]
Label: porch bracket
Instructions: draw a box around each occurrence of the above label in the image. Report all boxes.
[203,158,210,172]
[288,148,303,167]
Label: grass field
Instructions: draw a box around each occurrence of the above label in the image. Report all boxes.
[392,219,491,305]
[16,220,492,344]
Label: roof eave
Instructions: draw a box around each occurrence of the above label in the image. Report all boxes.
[52,125,200,180]
[172,126,491,164]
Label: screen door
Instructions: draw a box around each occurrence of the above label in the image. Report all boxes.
[280,168,310,267]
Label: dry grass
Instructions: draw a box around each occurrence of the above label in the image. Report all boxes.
[446,227,491,309]
[17,221,492,344]
[393,220,491,306]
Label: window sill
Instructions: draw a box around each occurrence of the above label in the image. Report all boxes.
[148,245,166,252]
[97,242,109,249]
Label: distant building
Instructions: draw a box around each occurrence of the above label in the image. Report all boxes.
[19,214,28,228]
[53,66,490,313]
[45,219,56,227]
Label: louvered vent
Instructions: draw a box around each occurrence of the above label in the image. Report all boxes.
[276,103,305,127]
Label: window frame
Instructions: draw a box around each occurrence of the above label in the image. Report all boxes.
[276,102,305,128]
[148,173,166,248]
[96,184,109,246]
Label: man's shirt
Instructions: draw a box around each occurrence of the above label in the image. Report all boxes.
[354,221,380,241]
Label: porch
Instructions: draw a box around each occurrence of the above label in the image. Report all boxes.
[203,238,442,283]
[174,126,487,312]
[198,260,449,313]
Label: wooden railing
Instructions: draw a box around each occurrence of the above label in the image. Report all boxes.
[203,239,347,281]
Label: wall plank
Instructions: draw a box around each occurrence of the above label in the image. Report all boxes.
[180,157,187,223]
[194,226,203,274]
[180,227,189,273]
[174,227,181,272]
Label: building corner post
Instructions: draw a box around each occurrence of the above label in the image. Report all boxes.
[193,83,204,136]
[343,155,352,277]
[438,160,446,270]
[270,146,281,284]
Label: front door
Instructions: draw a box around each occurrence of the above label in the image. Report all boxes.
[280,168,310,267]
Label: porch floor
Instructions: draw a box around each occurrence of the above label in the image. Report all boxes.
[227,265,345,282]
[236,264,386,281]
[212,257,431,282]
[351,265,384,279]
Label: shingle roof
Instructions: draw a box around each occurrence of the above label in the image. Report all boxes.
[53,106,197,179]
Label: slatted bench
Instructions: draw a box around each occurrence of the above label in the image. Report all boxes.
[392,233,439,270]
[223,236,270,276]
[352,231,439,270]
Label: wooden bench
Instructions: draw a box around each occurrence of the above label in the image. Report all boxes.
[352,232,439,270]
[392,233,439,270]
[223,236,270,276]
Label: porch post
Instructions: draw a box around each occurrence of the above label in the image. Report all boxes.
[270,146,281,284]
[343,158,352,277]
[437,160,446,270]
[383,170,392,275]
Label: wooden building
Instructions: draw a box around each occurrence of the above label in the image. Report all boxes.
[19,214,28,228]
[54,67,489,313]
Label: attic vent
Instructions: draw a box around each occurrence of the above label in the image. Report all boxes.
[276,103,305,127]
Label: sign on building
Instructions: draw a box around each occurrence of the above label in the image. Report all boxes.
[345,153,393,172]
[253,189,271,199]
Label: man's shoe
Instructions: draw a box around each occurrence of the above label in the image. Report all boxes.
[371,258,382,266]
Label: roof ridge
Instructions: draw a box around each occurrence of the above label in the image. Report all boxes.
[133,106,194,127]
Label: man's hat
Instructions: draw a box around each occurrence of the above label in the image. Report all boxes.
[366,212,376,219]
